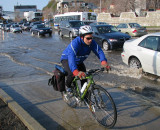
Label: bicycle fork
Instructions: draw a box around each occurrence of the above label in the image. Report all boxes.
[89,87,104,113]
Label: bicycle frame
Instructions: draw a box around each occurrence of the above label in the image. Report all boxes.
[62,68,117,128]
[72,75,95,100]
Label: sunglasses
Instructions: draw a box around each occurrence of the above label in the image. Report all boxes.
[85,37,93,40]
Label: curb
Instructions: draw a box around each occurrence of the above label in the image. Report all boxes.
[0,88,46,130]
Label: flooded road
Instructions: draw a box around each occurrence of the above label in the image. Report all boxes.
[0,30,160,129]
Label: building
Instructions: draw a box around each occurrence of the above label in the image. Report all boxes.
[56,0,90,14]
[3,11,15,20]
[14,5,37,21]
[14,5,37,12]
[24,11,43,21]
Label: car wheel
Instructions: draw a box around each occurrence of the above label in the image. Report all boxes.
[49,33,52,36]
[38,32,40,37]
[129,57,141,69]
[31,31,34,36]
[103,41,110,51]
[69,32,73,39]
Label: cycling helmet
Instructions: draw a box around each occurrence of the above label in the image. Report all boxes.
[79,25,93,36]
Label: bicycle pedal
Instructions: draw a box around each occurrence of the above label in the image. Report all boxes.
[89,105,95,113]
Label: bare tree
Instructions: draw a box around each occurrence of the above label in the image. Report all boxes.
[146,0,160,10]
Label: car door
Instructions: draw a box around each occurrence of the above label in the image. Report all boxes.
[59,21,65,36]
[138,36,160,75]
[64,22,70,37]
[156,38,160,76]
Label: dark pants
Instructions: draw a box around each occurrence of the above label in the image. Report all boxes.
[61,60,87,88]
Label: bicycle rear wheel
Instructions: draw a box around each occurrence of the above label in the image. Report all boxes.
[89,85,117,128]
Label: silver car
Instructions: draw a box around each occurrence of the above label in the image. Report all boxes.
[10,24,22,33]
[58,20,84,38]
[117,23,147,37]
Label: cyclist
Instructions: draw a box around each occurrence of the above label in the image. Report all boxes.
[61,25,110,92]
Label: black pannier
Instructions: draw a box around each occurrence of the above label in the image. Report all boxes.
[48,65,66,92]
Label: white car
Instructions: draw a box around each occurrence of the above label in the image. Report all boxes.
[121,33,160,76]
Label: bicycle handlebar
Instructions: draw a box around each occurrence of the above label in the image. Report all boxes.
[86,68,105,76]
[74,68,105,80]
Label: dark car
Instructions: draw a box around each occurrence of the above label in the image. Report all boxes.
[91,25,131,50]
[30,21,42,30]
[0,24,5,30]
[30,24,52,37]
[58,20,84,38]
[22,23,30,31]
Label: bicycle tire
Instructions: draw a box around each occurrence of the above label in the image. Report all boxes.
[89,85,117,128]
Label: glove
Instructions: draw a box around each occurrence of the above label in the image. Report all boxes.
[101,61,111,71]
[73,69,86,79]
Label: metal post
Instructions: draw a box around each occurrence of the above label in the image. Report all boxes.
[100,0,101,13]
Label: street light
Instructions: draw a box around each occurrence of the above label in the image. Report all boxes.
[100,0,101,13]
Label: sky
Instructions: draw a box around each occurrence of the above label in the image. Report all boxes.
[0,0,51,11]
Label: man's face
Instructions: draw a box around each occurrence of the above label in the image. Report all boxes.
[83,34,93,45]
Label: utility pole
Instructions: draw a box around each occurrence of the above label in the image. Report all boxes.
[100,0,102,13]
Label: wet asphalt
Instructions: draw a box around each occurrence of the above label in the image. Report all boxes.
[0,29,160,129]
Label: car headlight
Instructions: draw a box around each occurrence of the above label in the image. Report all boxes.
[40,30,43,32]
[73,28,78,31]
[109,39,118,42]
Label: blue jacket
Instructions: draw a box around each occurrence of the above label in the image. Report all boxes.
[61,36,107,72]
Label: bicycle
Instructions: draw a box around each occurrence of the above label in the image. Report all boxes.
[62,68,117,128]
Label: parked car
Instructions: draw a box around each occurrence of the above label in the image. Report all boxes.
[117,23,147,37]
[18,22,23,28]
[121,33,160,76]
[0,23,4,29]
[21,23,30,31]
[58,20,84,38]
[10,24,22,33]
[0,24,5,30]
[30,24,52,37]
[90,24,131,50]
[30,21,42,30]
[4,24,11,32]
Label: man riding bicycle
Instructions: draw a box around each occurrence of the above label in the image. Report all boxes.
[61,25,110,92]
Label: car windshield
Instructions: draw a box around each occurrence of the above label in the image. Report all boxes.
[13,25,19,27]
[129,23,141,28]
[37,25,45,28]
[70,21,84,27]
[24,24,29,26]
[97,26,119,34]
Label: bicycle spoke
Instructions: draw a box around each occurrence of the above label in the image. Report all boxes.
[89,85,117,128]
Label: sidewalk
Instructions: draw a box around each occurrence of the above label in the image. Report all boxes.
[0,74,160,130]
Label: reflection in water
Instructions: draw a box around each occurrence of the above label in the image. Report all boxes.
[0,30,5,41]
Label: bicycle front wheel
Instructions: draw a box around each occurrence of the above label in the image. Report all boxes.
[89,85,117,128]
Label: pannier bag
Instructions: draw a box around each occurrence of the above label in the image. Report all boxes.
[48,65,66,92]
